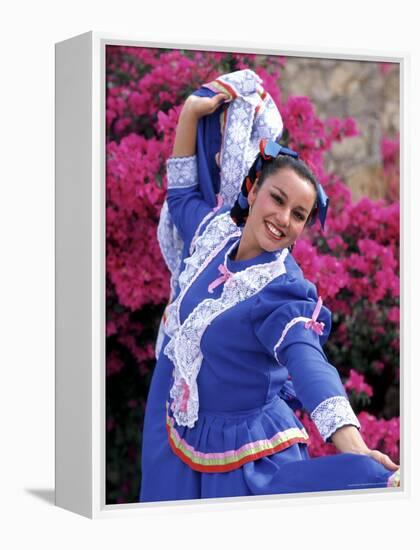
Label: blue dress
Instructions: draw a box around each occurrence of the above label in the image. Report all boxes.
[139,155,399,502]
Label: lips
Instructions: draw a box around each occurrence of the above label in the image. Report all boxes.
[264,221,286,240]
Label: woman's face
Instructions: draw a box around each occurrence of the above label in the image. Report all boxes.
[246,167,316,254]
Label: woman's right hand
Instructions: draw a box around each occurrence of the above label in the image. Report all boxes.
[171,93,231,157]
[182,93,230,120]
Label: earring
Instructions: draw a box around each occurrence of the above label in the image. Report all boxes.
[249,204,252,214]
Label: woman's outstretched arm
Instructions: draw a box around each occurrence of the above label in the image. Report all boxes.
[251,282,400,474]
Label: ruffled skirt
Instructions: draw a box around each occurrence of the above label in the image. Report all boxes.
[139,342,399,503]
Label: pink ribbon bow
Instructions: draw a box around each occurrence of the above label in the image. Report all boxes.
[208,264,232,294]
[179,380,190,413]
[305,296,325,335]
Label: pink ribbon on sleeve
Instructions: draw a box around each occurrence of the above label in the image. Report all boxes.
[208,264,232,294]
[305,296,325,335]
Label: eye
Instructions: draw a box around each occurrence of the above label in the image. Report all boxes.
[293,211,306,222]
[271,193,283,205]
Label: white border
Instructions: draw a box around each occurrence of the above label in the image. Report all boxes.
[55,32,93,518]
[55,31,409,519]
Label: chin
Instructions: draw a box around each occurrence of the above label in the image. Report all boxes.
[261,234,290,251]
[261,240,288,253]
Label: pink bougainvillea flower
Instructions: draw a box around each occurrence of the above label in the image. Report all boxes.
[345,369,373,397]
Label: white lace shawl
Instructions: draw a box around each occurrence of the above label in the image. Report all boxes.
[156,69,284,361]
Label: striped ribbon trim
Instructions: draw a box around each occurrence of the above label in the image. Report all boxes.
[166,404,309,473]
[206,79,238,100]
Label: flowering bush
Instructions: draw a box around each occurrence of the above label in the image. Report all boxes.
[105,46,400,502]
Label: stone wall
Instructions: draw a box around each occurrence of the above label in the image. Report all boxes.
[279,57,399,201]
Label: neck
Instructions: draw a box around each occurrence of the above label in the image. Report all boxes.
[233,226,264,261]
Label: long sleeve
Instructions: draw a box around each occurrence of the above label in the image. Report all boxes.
[251,276,360,442]
[166,155,220,255]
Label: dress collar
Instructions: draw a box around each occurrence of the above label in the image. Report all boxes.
[225,237,282,273]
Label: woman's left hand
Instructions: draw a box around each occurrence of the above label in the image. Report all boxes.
[331,425,399,471]
[364,449,399,471]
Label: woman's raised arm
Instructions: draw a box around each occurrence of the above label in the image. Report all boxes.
[164,93,230,253]
[171,93,229,158]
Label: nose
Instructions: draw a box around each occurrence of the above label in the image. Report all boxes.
[275,208,291,228]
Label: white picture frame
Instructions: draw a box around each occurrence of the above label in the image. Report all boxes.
[55,31,408,519]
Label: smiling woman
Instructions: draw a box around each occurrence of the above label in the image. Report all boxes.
[139,69,400,503]
[236,167,316,260]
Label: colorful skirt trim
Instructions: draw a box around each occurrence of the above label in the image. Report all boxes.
[165,397,310,473]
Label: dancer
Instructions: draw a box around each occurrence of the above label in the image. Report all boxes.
[140,70,400,502]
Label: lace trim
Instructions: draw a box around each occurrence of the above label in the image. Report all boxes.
[164,211,289,428]
[189,195,224,256]
[310,396,361,442]
[219,99,257,206]
[252,92,284,141]
[157,201,184,281]
[216,70,283,206]
[166,155,198,188]
[154,317,165,359]
[164,212,241,334]
[273,316,312,363]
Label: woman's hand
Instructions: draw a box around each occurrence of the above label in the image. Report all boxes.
[171,93,230,157]
[182,93,230,120]
[331,425,399,471]
[363,449,399,472]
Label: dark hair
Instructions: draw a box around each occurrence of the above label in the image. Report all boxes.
[230,153,319,229]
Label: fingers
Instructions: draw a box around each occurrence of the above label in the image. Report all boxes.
[215,92,231,102]
[214,93,232,107]
[205,94,231,116]
[385,457,400,471]
[367,450,399,471]
[182,92,232,119]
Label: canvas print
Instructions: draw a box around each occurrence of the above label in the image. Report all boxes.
[105,46,400,505]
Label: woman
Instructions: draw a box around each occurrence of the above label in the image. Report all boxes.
[140,72,400,502]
